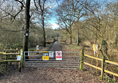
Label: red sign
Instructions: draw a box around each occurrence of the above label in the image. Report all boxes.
[49,51,54,58]
[56,51,62,60]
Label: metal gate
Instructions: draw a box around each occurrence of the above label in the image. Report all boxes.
[24,51,80,70]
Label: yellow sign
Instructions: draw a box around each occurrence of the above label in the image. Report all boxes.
[93,44,96,51]
[93,44,99,55]
[42,53,49,60]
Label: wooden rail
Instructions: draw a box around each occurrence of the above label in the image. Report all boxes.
[80,49,118,80]
[0,49,23,72]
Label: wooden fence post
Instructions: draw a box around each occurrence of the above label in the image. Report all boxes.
[80,49,84,71]
[15,48,18,67]
[5,53,8,71]
[19,61,21,72]
[20,49,24,68]
[4,50,7,71]
[101,56,105,80]
[10,48,12,65]
[19,49,23,72]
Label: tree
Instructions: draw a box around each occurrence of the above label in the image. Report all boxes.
[56,0,77,44]
[56,0,95,44]
[23,0,31,59]
[34,0,52,47]
[106,2,118,46]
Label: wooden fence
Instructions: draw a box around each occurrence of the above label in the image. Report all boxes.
[0,49,23,72]
[80,49,118,80]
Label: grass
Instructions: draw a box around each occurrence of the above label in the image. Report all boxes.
[62,41,118,82]
[68,45,77,48]
[103,77,118,83]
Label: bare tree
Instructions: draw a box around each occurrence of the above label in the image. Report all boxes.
[56,0,94,44]
[34,0,52,47]
[56,0,78,44]
[23,0,31,57]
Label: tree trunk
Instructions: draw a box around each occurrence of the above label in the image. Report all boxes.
[23,0,30,53]
[42,15,46,47]
[115,34,118,46]
[70,33,72,44]
[77,29,79,46]
[65,32,67,42]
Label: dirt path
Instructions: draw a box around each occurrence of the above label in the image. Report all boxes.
[0,42,108,83]
[47,41,62,51]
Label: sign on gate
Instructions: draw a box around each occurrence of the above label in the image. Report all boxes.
[42,51,49,61]
[49,51,54,58]
[56,51,62,60]
[24,51,80,69]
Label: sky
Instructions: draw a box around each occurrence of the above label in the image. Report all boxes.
[28,0,118,29]
[47,17,59,29]
[30,0,60,29]
[46,0,117,29]
[1,0,117,29]
[43,0,62,29]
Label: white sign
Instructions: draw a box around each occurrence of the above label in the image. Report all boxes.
[26,33,28,36]
[93,44,99,55]
[17,55,21,60]
[56,51,62,60]
[36,45,39,51]
[49,51,54,58]
[95,45,98,53]
[43,53,48,56]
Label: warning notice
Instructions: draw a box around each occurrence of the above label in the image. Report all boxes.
[56,51,62,60]
[42,53,49,61]
[49,51,54,58]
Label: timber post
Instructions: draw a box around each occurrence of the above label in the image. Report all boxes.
[20,49,24,68]
[19,49,23,72]
[80,49,84,71]
[10,48,12,65]
[4,50,7,71]
[5,52,8,71]
[19,60,21,72]
[101,55,105,80]
[16,48,18,67]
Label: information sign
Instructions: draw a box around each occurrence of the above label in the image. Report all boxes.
[49,51,54,58]
[42,53,49,61]
[36,45,39,51]
[17,55,21,60]
[56,51,62,60]
[93,44,99,55]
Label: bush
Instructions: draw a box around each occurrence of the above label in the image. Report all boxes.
[29,48,35,51]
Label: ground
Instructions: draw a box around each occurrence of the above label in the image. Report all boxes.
[0,67,107,83]
[0,41,108,83]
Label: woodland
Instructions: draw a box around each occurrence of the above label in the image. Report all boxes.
[0,0,118,80]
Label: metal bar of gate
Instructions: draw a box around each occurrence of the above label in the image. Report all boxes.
[24,51,80,69]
